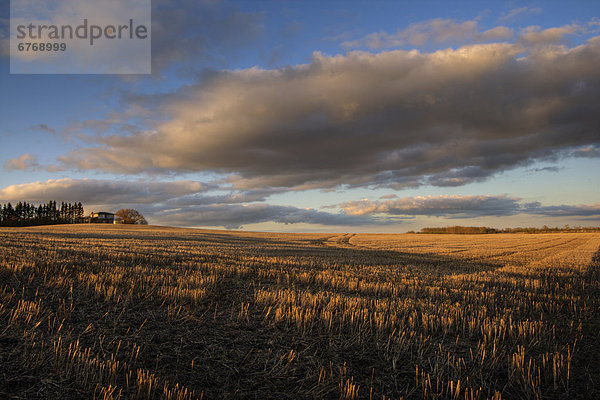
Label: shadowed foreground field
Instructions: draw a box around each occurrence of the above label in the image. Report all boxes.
[1,225,599,399]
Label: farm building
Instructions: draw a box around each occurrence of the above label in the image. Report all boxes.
[89,212,115,224]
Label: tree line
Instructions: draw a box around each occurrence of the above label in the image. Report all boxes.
[414,225,600,234]
[0,201,84,227]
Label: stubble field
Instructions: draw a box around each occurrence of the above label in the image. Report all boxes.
[0,225,599,399]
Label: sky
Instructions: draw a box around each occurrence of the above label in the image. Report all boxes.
[0,0,599,232]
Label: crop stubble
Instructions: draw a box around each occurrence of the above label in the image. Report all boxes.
[0,225,599,399]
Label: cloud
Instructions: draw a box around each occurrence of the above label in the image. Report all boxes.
[526,166,562,173]
[342,18,513,49]
[4,154,40,171]
[525,202,600,217]
[0,178,206,205]
[337,195,600,221]
[164,188,280,207]
[151,203,385,229]
[33,124,57,134]
[479,26,514,41]
[2,178,597,227]
[56,31,600,191]
[426,166,494,187]
[570,145,600,158]
[339,195,523,218]
[0,178,380,228]
[519,24,582,45]
[498,7,542,23]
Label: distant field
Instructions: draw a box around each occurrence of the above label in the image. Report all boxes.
[1,225,599,399]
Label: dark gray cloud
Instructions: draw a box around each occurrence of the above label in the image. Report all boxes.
[526,166,562,173]
[55,30,600,191]
[165,188,280,207]
[34,124,57,135]
[339,195,523,218]
[151,203,386,229]
[524,202,600,217]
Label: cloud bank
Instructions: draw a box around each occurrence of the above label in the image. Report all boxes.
[0,178,382,229]
[1,179,598,228]
[338,195,600,219]
[55,33,600,192]
[0,178,205,205]
[339,195,522,218]
[524,202,600,217]
[151,203,384,230]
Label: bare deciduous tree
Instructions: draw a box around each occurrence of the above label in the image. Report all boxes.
[115,209,148,225]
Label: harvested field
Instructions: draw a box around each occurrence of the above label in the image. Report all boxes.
[1,225,599,399]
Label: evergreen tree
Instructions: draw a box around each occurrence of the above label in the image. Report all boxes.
[0,200,87,226]
[5,203,14,225]
[76,202,84,222]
